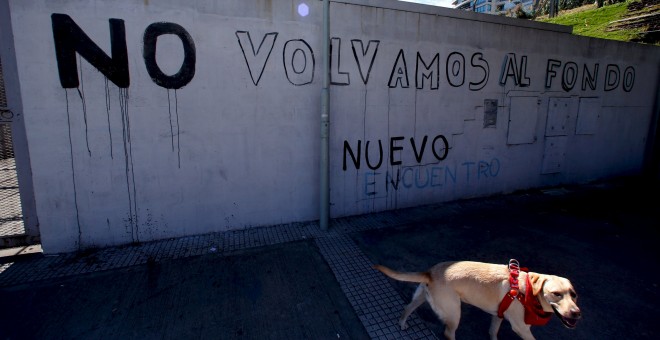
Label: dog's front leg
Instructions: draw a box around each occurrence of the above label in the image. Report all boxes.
[489,316,502,340]
[509,318,535,340]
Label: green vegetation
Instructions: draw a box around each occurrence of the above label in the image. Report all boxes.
[538,1,657,44]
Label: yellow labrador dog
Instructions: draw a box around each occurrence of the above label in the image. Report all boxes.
[375,261,580,340]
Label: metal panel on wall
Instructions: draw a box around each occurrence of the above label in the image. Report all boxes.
[507,96,539,145]
[541,136,568,174]
[576,97,601,135]
[546,97,575,137]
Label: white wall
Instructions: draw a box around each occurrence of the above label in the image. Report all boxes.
[328,0,659,216]
[2,0,658,253]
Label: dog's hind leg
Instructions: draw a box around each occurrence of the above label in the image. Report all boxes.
[426,290,461,340]
[399,284,426,330]
[489,316,503,340]
[438,297,461,340]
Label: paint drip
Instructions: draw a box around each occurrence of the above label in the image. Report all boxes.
[64,89,83,249]
[77,55,91,156]
[104,77,113,159]
[167,89,181,168]
[119,88,139,242]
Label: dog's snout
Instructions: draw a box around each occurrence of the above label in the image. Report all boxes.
[570,307,581,319]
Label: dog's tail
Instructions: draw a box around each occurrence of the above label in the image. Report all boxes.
[374,264,431,284]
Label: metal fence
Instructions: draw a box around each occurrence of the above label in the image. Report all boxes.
[0,56,25,242]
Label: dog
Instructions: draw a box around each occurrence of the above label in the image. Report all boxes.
[375,261,580,340]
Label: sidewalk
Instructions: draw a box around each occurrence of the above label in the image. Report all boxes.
[1,176,658,339]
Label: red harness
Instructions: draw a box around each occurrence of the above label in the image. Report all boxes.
[497,260,552,326]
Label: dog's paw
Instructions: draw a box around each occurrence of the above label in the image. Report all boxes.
[399,321,409,330]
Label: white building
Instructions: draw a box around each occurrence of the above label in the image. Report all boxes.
[453,0,535,15]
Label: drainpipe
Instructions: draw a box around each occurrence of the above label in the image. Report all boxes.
[320,0,330,231]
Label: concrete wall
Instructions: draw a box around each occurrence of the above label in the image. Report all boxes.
[1,0,658,253]
[328,0,660,216]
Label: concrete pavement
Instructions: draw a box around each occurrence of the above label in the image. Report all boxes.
[1,176,658,339]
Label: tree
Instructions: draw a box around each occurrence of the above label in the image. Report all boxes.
[549,0,559,17]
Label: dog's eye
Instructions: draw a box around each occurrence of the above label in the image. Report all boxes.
[570,291,577,299]
[552,292,562,297]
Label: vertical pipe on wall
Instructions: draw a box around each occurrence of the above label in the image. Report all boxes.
[319,0,330,231]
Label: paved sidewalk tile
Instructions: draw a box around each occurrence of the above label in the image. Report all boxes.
[0,204,446,338]
[316,235,435,339]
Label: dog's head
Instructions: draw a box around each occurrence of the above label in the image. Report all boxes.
[529,273,581,328]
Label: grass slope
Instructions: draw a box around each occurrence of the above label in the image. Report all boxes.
[539,1,644,42]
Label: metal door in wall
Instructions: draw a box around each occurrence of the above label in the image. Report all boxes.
[0,56,33,249]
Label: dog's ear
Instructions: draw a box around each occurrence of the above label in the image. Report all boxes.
[528,273,548,296]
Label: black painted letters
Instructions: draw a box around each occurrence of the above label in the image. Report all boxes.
[546,59,633,92]
[343,134,449,171]
[143,22,196,89]
[236,31,278,86]
[50,15,637,96]
[283,39,315,86]
[51,13,129,88]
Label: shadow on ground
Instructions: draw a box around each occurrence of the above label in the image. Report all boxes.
[352,178,659,339]
[0,240,368,339]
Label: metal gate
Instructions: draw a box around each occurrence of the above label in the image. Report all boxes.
[1,124,24,242]
[1,55,32,248]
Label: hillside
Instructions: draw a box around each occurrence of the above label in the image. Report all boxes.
[538,0,659,44]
